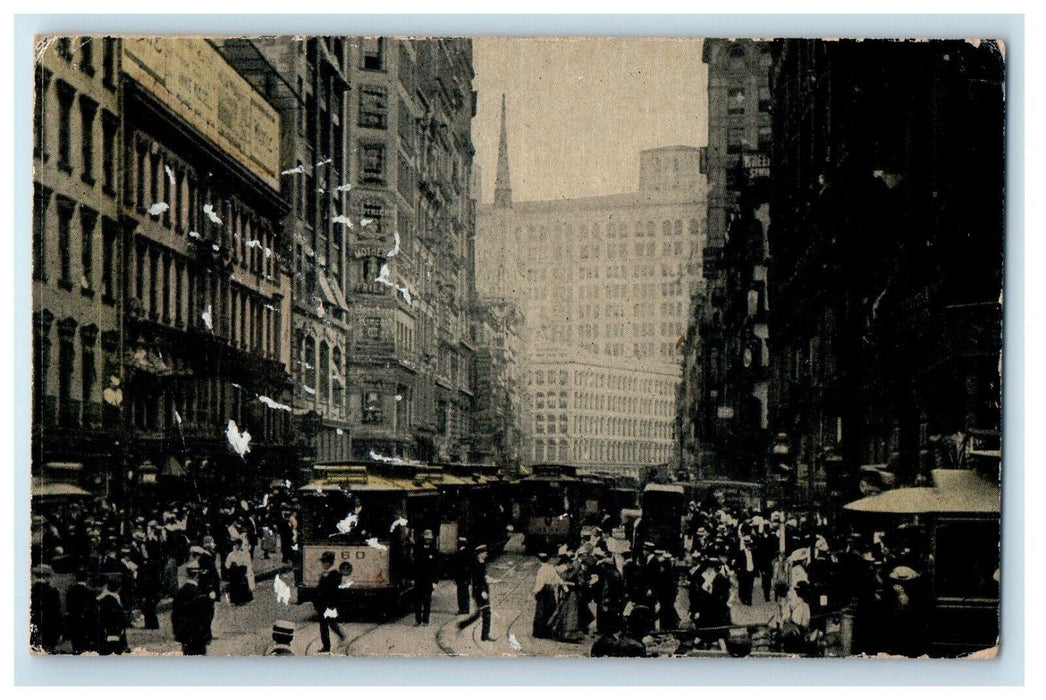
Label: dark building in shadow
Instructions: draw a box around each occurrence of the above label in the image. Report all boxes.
[767,39,1005,503]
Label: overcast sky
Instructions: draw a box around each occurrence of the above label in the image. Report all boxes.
[471,37,708,204]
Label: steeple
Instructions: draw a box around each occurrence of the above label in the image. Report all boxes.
[494,94,513,209]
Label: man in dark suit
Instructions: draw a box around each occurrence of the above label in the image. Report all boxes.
[314,551,345,653]
[96,575,129,655]
[454,537,471,614]
[64,568,98,654]
[30,565,63,653]
[413,529,438,625]
[172,566,215,656]
[457,545,494,641]
[734,534,757,606]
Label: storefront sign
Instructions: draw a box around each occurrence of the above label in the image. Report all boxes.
[122,38,280,189]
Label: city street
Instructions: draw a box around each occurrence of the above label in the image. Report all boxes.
[121,535,776,658]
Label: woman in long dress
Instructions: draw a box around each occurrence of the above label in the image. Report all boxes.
[550,554,585,643]
[224,538,255,605]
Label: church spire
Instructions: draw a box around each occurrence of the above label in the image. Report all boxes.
[494,94,513,208]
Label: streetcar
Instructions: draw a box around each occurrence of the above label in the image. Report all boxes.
[843,467,1000,656]
[432,462,512,562]
[691,479,765,513]
[634,483,688,556]
[515,463,585,554]
[295,461,440,612]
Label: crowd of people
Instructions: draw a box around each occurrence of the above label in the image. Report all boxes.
[515,494,939,658]
[29,486,302,656]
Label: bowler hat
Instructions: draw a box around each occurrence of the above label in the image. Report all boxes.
[320,550,336,564]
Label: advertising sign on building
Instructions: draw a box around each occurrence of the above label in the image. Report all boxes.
[122,38,280,190]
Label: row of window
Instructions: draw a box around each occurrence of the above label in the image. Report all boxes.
[33,185,118,300]
[531,438,673,465]
[127,133,279,282]
[35,67,119,194]
[298,334,346,411]
[132,378,289,445]
[32,314,118,431]
[130,238,283,361]
[727,86,773,115]
[517,218,699,244]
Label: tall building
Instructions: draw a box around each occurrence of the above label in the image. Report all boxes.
[33,36,125,494]
[343,38,478,463]
[475,102,707,471]
[33,37,296,495]
[476,147,707,364]
[470,297,528,470]
[679,39,774,482]
[218,38,354,465]
[767,39,1005,501]
[527,344,680,475]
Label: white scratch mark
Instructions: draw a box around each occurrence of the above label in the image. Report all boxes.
[164,165,176,186]
[386,231,401,258]
[147,202,169,216]
[332,215,354,228]
[273,575,291,605]
[203,204,223,225]
[201,304,213,331]
[281,165,305,176]
[258,396,292,412]
[225,419,252,458]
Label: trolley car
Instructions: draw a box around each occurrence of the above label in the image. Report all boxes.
[295,461,439,611]
[432,462,512,560]
[515,464,585,554]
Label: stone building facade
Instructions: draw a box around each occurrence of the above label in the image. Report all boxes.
[342,38,478,463]
[526,344,680,471]
[33,37,296,496]
[678,39,774,482]
[219,37,354,465]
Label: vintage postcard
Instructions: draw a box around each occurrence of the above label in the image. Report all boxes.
[29,35,1003,659]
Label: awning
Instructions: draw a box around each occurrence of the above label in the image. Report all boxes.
[32,481,92,499]
[843,469,1000,515]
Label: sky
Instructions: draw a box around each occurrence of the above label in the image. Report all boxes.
[471,37,709,204]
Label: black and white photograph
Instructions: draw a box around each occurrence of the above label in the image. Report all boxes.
[27,34,1005,660]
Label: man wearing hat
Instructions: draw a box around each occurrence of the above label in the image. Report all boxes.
[413,529,438,625]
[30,564,63,653]
[172,565,215,656]
[314,550,345,653]
[198,536,222,601]
[532,552,563,639]
[457,545,495,641]
[454,537,472,615]
[96,575,129,655]
[65,567,98,654]
[266,620,296,656]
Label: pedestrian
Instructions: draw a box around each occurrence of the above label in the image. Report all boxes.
[413,529,438,625]
[29,564,63,653]
[734,533,757,606]
[454,536,472,614]
[457,544,495,641]
[172,566,215,656]
[96,575,129,655]
[137,525,164,629]
[595,555,625,636]
[265,620,296,656]
[64,568,98,654]
[532,552,563,639]
[224,538,255,606]
[314,551,345,653]
[193,541,221,602]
